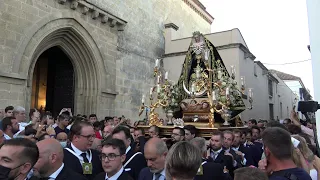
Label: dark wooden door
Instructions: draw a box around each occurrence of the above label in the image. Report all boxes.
[46,47,74,117]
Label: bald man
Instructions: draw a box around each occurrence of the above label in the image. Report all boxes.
[56,132,68,148]
[32,139,87,180]
[91,138,102,152]
[138,138,168,180]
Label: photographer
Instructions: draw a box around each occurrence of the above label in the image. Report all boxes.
[290,109,315,146]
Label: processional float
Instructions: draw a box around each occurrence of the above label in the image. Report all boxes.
[139,31,253,129]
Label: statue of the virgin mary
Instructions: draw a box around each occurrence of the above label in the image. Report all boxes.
[173,31,246,124]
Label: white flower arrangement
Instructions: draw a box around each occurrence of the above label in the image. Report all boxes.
[173,118,184,127]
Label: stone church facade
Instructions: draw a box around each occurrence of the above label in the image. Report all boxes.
[0,0,213,119]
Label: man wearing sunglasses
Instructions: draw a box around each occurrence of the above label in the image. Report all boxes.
[63,121,103,180]
[94,138,133,180]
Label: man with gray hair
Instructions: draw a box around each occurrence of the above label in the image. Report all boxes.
[139,138,168,180]
[13,106,27,123]
[165,141,202,180]
[190,137,229,180]
[13,106,28,136]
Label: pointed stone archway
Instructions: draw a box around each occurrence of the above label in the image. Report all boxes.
[12,17,115,116]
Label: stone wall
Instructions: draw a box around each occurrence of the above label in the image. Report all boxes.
[0,0,211,119]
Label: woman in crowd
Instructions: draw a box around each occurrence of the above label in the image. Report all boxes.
[292,135,317,180]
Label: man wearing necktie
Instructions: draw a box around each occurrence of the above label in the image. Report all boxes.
[63,121,103,180]
[206,131,234,177]
[32,138,87,180]
[138,138,167,180]
[112,126,147,180]
[93,138,133,180]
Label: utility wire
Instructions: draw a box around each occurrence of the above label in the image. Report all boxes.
[263,59,311,65]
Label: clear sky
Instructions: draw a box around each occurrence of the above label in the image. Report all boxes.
[200,0,313,96]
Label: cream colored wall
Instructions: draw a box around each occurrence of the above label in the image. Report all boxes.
[165,28,247,54]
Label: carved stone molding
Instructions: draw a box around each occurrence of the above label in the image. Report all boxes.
[182,0,214,24]
[82,6,89,15]
[58,0,67,4]
[101,15,109,23]
[92,9,99,19]
[60,0,127,31]
[70,1,78,10]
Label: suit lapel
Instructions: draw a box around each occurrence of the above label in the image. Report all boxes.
[118,171,131,180]
[124,147,134,163]
[214,149,225,163]
[55,166,67,180]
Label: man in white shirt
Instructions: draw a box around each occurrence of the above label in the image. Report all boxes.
[2,116,19,140]
[33,138,87,180]
[63,121,103,180]
[93,138,133,180]
[138,138,167,180]
[13,106,29,137]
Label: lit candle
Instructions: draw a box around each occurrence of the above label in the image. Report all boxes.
[155,59,159,68]
[204,49,210,60]
[231,65,236,77]
[240,76,245,86]
[150,87,153,96]
[218,70,222,79]
[165,72,168,80]
[212,91,216,101]
[248,88,253,98]
[157,75,160,84]
[226,87,230,96]
[142,95,145,104]
[191,84,195,93]
[196,69,200,78]
[157,84,161,93]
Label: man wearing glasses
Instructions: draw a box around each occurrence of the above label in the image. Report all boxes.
[171,127,185,143]
[63,121,103,180]
[94,138,133,180]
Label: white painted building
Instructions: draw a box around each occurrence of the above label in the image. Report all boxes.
[163,25,299,121]
[270,69,312,120]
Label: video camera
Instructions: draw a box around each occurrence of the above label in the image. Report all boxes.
[298,101,320,113]
[297,100,320,123]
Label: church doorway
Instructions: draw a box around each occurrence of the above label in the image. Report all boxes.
[31,47,75,117]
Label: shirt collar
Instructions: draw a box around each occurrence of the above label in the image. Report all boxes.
[212,147,222,154]
[48,163,64,179]
[232,146,240,151]
[125,146,131,154]
[105,167,123,180]
[71,143,86,156]
[224,147,230,153]
[155,169,165,179]
[4,133,11,140]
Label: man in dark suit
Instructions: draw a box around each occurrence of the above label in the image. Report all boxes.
[32,138,87,180]
[139,137,167,180]
[223,131,245,169]
[190,137,230,180]
[207,131,234,176]
[112,125,147,180]
[93,138,133,180]
[232,130,254,166]
[250,126,264,167]
[63,121,103,180]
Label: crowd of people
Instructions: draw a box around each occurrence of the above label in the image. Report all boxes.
[0,105,319,180]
